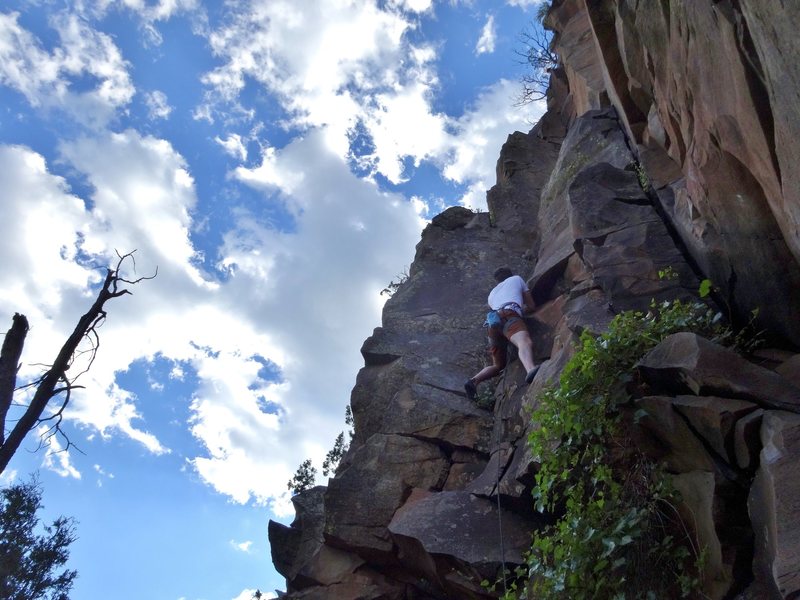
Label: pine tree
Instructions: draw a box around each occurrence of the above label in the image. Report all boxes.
[287,459,317,494]
[0,478,77,600]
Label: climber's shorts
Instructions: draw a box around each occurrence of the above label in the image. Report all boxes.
[487,313,527,365]
[502,315,528,338]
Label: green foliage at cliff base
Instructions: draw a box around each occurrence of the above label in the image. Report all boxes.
[492,299,727,599]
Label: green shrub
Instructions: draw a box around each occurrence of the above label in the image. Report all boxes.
[516,299,724,599]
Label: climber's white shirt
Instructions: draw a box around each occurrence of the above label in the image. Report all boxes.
[487,275,528,314]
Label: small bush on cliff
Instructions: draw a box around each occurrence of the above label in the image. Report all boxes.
[287,459,317,494]
[516,299,725,599]
[289,406,355,493]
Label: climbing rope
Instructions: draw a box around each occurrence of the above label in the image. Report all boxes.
[494,368,510,597]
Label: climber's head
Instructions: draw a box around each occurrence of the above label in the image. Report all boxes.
[493,267,513,283]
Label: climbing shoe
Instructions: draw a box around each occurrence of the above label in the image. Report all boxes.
[525,365,540,384]
[464,379,477,401]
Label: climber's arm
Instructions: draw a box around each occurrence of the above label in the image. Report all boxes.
[522,289,535,314]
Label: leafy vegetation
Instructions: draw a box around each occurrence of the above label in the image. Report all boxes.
[490,297,732,599]
[0,477,77,600]
[287,459,317,494]
[322,432,347,477]
[288,406,355,493]
[632,160,651,192]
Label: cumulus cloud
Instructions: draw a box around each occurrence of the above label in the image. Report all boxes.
[362,82,449,184]
[0,120,425,511]
[194,129,425,509]
[475,15,496,55]
[198,0,449,183]
[0,11,134,127]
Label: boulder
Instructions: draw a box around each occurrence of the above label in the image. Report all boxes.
[280,567,408,600]
[671,471,731,599]
[388,489,540,579]
[269,487,327,585]
[671,396,759,465]
[633,396,715,473]
[443,449,488,491]
[324,434,450,561]
[734,409,764,471]
[775,355,800,389]
[638,333,800,412]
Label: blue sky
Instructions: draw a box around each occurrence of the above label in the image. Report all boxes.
[0,1,546,598]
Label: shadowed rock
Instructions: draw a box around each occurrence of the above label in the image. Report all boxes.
[388,489,541,582]
[638,333,800,412]
[269,487,328,587]
[672,396,759,465]
[324,434,450,561]
[749,411,800,598]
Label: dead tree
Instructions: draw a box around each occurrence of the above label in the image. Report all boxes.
[0,251,155,475]
[514,18,558,106]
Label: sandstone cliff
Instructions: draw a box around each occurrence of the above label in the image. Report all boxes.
[269,1,800,598]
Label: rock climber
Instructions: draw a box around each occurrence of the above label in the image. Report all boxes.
[464,266,539,401]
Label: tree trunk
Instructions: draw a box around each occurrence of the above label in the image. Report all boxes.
[0,314,29,446]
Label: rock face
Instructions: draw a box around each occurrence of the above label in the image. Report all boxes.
[547,0,800,345]
[269,2,800,598]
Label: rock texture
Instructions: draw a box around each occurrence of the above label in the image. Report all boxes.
[269,1,800,598]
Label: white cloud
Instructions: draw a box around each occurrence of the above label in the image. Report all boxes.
[388,0,433,12]
[363,82,449,184]
[0,124,425,509]
[0,145,95,315]
[58,130,204,278]
[506,0,546,7]
[199,1,449,183]
[475,14,496,55]
[442,78,546,208]
[0,11,134,127]
[93,463,115,487]
[215,133,248,161]
[0,469,18,486]
[191,129,426,506]
[144,90,172,120]
[230,539,254,553]
[73,0,200,46]
[232,590,273,600]
[38,426,82,479]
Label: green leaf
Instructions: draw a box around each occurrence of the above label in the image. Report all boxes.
[699,279,712,298]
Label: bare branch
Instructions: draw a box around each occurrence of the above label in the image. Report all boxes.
[0,251,156,474]
[514,20,558,106]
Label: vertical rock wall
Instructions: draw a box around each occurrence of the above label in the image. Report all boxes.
[547,0,800,345]
[269,2,800,598]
